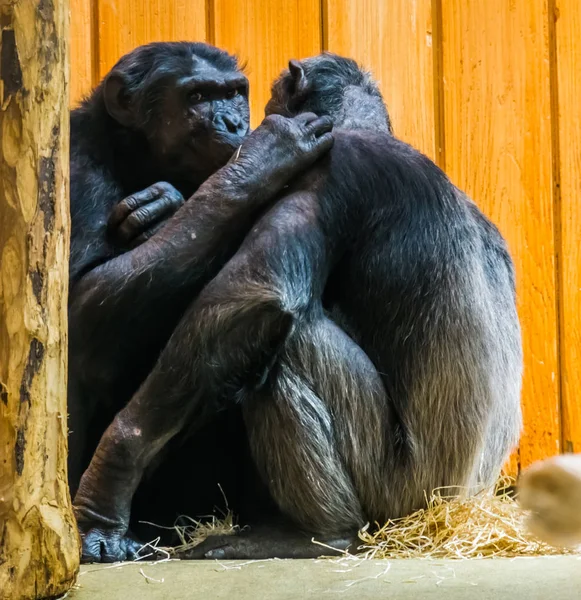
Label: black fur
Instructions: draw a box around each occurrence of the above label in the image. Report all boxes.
[68,42,335,562]
[72,51,522,562]
[68,42,250,498]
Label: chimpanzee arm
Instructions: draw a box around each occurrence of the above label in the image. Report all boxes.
[69,114,333,376]
[73,189,344,562]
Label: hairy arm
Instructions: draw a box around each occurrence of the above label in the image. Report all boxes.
[69,114,333,371]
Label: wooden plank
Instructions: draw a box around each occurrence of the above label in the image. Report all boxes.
[324,0,438,162]
[70,0,96,106]
[212,0,322,128]
[97,0,207,78]
[555,0,581,454]
[441,1,560,469]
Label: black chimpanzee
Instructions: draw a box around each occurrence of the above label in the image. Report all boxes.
[73,52,523,561]
[67,42,335,560]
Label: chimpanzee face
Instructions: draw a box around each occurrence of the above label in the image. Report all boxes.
[103,45,250,181]
[151,59,250,177]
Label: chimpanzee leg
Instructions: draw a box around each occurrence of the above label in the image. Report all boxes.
[74,191,384,561]
[244,317,390,532]
[174,186,395,558]
[181,314,390,560]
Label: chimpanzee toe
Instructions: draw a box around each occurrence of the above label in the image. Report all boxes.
[177,534,245,560]
[80,528,144,563]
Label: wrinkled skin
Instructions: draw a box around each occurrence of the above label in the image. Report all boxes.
[107,182,185,249]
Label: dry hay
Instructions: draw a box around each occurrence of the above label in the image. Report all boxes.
[165,478,579,560]
[357,478,578,559]
[166,512,237,556]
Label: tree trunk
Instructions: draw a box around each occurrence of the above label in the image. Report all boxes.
[0,1,80,598]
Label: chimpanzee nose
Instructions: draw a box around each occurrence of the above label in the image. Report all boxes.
[214,113,245,135]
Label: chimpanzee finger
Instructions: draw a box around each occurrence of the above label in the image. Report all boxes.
[293,112,319,126]
[304,116,334,138]
[109,188,158,229]
[129,221,166,249]
[311,132,335,156]
[108,182,183,229]
[117,195,182,243]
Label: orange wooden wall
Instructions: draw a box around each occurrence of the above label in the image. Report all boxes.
[70,0,581,473]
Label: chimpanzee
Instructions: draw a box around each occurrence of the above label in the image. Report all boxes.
[73,52,523,561]
[67,42,335,560]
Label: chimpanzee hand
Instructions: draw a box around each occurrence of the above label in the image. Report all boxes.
[108,182,184,250]
[228,112,334,198]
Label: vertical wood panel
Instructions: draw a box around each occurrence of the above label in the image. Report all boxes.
[67,0,581,466]
[97,0,207,78]
[70,0,96,106]
[555,0,581,453]
[212,0,322,128]
[324,0,437,161]
[442,1,560,468]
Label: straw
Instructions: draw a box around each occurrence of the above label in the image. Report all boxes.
[166,477,579,559]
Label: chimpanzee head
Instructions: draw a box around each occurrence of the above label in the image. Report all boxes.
[101,42,250,180]
[266,53,392,134]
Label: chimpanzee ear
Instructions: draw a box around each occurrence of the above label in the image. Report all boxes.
[103,73,134,127]
[288,59,309,98]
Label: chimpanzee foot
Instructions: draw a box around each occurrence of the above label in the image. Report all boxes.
[80,527,146,563]
[177,527,358,560]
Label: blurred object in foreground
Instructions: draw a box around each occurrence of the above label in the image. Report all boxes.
[519,454,581,549]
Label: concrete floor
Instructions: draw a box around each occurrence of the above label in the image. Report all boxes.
[70,556,581,599]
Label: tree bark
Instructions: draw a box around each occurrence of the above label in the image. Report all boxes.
[0,1,80,598]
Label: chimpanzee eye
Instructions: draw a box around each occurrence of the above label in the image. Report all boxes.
[189,91,203,103]
[226,89,239,99]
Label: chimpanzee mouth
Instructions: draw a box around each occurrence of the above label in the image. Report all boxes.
[187,131,244,154]
[216,131,247,149]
